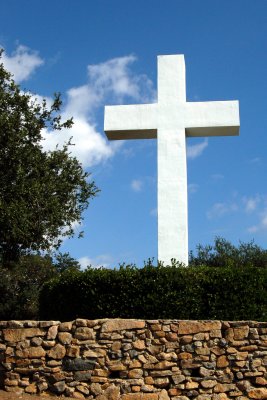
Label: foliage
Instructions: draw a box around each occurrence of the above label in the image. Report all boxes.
[1,235,267,321]
[189,237,267,268]
[0,254,56,319]
[39,260,267,321]
[0,252,81,319]
[54,252,81,273]
[0,49,99,264]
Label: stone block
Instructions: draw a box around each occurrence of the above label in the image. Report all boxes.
[128,369,143,379]
[25,383,37,394]
[104,384,120,400]
[58,332,72,344]
[159,389,170,400]
[255,377,267,386]
[77,384,90,395]
[217,355,229,368]
[72,392,85,399]
[200,379,216,388]
[59,321,73,331]
[5,386,23,394]
[101,319,146,333]
[185,381,199,389]
[63,358,95,371]
[90,382,103,395]
[214,383,237,393]
[172,374,186,384]
[234,326,250,340]
[75,319,88,327]
[47,325,58,339]
[66,345,80,358]
[133,340,146,350]
[177,321,221,335]
[39,321,60,327]
[3,328,45,342]
[28,346,46,358]
[47,343,66,359]
[74,327,95,340]
[129,360,142,369]
[121,394,142,400]
[248,388,267,399]
[51,380,66,394]
[74,371,91,381]
[154,377,169,388]
[132,385,141,392]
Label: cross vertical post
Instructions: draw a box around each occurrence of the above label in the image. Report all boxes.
[157,55,188,264]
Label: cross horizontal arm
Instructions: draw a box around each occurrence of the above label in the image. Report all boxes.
[185,100,239,137]
[104,104,157,140]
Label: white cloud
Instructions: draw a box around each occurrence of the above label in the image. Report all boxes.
[211,174,224,181]
[78,256,92,270]
[59,220,82,243]
[247,209,267,233]
[188,183,199,194]
[78,254,113,270]
[249,157,261,164]
[207,201,238,219]
[41,55,155,168]
[243,195,260,213]
[42,120,119,168]
[262,214,267,228]
[187,139,208,159]
[87,55,156,104]
[206,193,267,233]
[64,85,99,118]
[1,45,44,82]
[131,179,143,192]
[242,195,267,232]
[247,225,259,233]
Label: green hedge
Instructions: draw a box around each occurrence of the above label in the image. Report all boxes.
[39,264,267,321]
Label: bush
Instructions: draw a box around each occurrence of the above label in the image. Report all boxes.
[39,262,267,321]
[0,252,80,319]
[189,237,267,268]
[0,254,56,319]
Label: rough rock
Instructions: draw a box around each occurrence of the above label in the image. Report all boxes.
[248,388,267,399]
[102,319,146,333]
[3,328,45,342]
[63,358,95,371]
[177,321,221,335]
[47,343,66,359]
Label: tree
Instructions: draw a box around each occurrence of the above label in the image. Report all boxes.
[0,254,57,319]
[54,252,81,273]
[0,49,99,264]
[189,237,267,268]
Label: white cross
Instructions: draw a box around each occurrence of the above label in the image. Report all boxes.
[104,55,239,265]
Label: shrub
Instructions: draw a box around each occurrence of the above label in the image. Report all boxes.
[189,237,267,268]
[39,262,267,321]
[0,252,80,319]
[0,254,56,319]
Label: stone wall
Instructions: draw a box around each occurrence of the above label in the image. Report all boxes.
[1,319,267,399]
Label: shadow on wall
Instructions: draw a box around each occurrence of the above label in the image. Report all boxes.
[0,369,4,389]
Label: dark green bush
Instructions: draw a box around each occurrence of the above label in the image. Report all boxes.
[0,254,56,319]
[0,252,80,320]
[2,238,267,321]
[39,262,267,321]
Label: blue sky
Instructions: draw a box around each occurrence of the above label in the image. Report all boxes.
[1,0,267,267]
